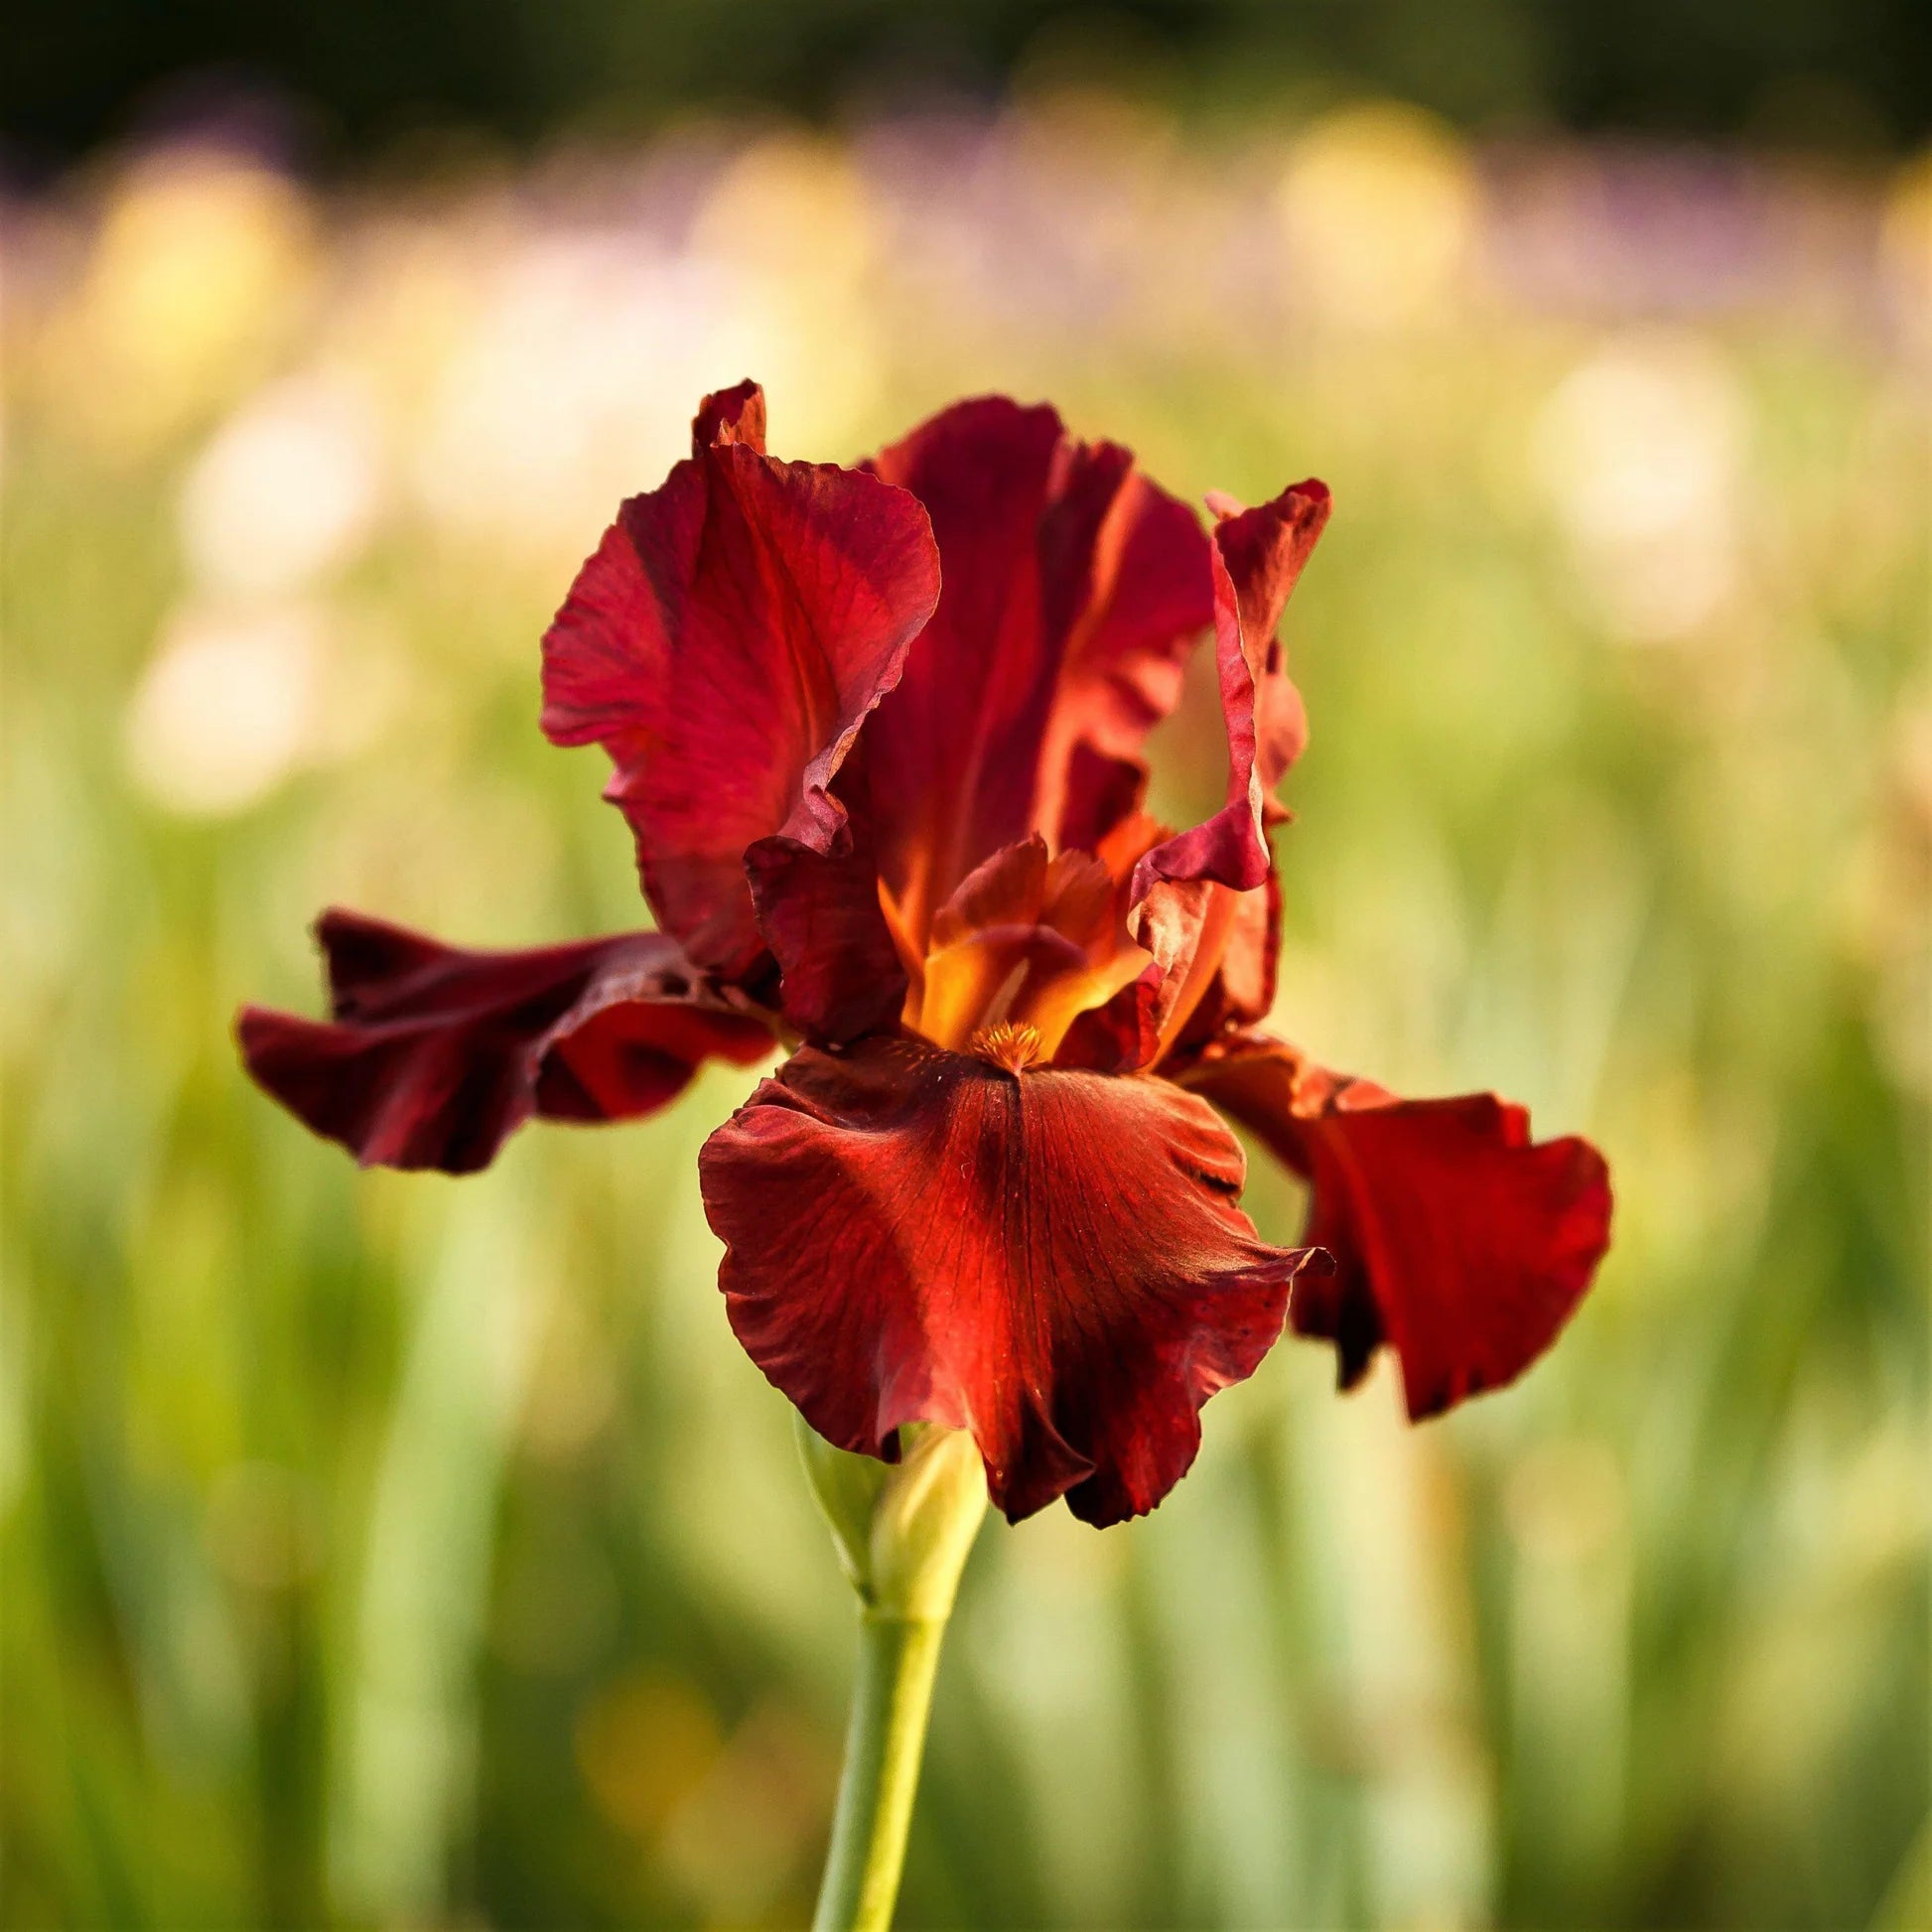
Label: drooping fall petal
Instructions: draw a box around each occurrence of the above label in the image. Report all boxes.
[238,910,772,1173]
[540,381,941,979]
[860,397,1214,946]
[1183,1035,1611,1418]
[1132,481,1329,902]
[699,1035,1322,1525]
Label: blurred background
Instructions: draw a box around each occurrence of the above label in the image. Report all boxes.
[3,2,1928,1926]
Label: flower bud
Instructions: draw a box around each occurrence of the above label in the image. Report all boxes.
[794,1415,987,1621]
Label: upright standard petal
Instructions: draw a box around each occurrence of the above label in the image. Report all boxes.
[1183,1036,1612,1418]
[541,383,941,979]
[700,1036,1321,1526]
[238,910,772,1173]
[1132,482,1329,901]
[861,398,1215,946]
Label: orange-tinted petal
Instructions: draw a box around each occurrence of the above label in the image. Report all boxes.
[1056,870,1279,1074]
[911,834,1149,1055]
[700,1037,1322,1524]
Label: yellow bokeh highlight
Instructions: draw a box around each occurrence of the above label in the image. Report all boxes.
[1880,146,1932,345]
[43,147,319,457]
[696,131,878,289]
[574,1670,723,1840]
[1276,100,1480,328]
[692,131,884,454]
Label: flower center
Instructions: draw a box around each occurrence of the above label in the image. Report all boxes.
[969,1020,1044,1072]
[888,834,1152,1062]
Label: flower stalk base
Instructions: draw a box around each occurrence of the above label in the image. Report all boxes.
[813,1610,949,1932]
[796,1417,987,1932]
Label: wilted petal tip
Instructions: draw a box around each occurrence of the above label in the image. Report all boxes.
[691,379,766,453]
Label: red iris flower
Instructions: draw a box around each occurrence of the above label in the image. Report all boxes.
[239,382,1612,1527]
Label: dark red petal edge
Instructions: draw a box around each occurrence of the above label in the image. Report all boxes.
[1182,1035,1611,1418]
[700,1035,1324,1526]
[238,909,772,1174]
[745,806,908,1045]
[1131,481,1329,902]
[540,382,941,980]
[691,379,766,452]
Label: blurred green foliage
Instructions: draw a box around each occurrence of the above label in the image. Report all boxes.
[2,111,1928,1929]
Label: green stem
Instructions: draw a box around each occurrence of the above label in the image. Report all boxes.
[812,1610,950,1932]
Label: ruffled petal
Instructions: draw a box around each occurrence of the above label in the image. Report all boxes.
[238,910,772,1173]
[700,1036,1322,1525]
[1132,482,1329,901]
[861,397,1214,946]
[540,382,941,979]
[1183,1035,1612,1418]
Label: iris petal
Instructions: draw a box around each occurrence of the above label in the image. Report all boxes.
[860,397,1215,947]
[1057,871,1280,1074]
[238,910,771,1173]
[1183,1035,1612,1417]
[1131,481,1329,901]
[699,1035,1323,1525]
[540,382,941,979]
